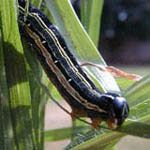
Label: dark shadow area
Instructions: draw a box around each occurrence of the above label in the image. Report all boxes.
[3,42,28,88]
[71,0,150,65]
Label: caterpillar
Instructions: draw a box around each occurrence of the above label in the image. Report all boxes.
[18,0,129,129]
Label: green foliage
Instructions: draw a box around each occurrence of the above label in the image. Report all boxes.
[81,0,104,47]
[0,0,150,150]
[0,0,33,149]
[0,0,48,149]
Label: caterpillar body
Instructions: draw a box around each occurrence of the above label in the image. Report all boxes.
[18,0,129,129]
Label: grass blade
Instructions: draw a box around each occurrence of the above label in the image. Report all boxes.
[81,0,92,30]
[45,126,89,142]
[32,0,43,8]
[124,75,150,106]
[0,18,15,150]
[0,0,37,149]
[81,0,104,47]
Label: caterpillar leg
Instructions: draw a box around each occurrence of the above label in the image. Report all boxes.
[90,118,101,129]
[107,119,118,130]
[70,106,87,121]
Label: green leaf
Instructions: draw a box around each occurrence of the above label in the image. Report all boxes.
[32,0,43,8]
[81,0,92,30]
[0,14,15,150]
[81,0,104,47]
[46,0,102,62]
[124,75,150,106]
[0,0,39,149]
[45,126,90,142]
